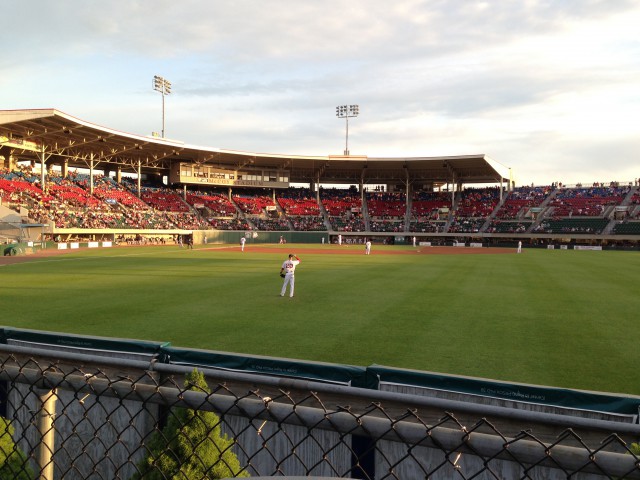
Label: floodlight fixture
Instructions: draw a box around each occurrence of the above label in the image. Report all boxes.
[335,104,359,155]
[153,75,172,138]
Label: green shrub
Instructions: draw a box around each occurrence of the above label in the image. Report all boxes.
[132,369,249,479]
[0,417,34,480]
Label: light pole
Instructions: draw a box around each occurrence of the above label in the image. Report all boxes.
[153,75,172,138]
[336,104,359,156]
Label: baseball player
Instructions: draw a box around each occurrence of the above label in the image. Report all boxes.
[279,254,301,298]
[240,236,246,252]
[365,240,371,255]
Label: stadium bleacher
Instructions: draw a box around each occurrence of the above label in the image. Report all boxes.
[321,187,364,232]
[3,164,640,241]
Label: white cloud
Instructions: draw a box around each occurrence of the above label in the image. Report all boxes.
[1,0,639,185]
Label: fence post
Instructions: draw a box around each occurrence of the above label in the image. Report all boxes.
[36,388,57,480]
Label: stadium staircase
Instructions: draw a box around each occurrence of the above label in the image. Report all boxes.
[603,185,640,234]
[317,200,333,231]
[403,195,412,232]
[621,185,639,206]
[361,195,370,231]
[441,192,459,233]
[224,195,254,230]
[0,204,22,224]
[526,188,559,232]
[479,194,507,232]
[274,201,295,230]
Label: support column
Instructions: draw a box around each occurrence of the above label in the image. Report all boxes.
[0,151,11,170]
[89,154,95,195]
[451,178,455,209]
[36,388,57,480]
[39,145,47,193]
[116,167,122,184]
[405,168,411,224]
[137,160,142,197]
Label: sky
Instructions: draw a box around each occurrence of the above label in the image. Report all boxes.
[2,1,639,187]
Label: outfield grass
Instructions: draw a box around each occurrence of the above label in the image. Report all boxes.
[1,244,639,395]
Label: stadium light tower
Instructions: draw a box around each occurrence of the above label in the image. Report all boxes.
[336,104,359,156]
[153,75,172,138]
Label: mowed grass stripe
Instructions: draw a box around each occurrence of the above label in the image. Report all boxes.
[0,246,638,395]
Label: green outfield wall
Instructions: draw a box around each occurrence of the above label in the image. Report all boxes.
[2,327,639,418]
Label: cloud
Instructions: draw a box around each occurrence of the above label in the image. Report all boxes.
[2,1,640,185]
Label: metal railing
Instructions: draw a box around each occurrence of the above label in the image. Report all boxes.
[1,344,640,479]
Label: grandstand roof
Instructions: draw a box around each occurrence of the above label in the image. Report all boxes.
[0,108,511,186]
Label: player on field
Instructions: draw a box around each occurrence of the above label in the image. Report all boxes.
[365,240,371,255]
[280,254,301,298]
[240,236,246,252]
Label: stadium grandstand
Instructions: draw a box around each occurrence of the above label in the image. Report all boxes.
[1,108,639,248]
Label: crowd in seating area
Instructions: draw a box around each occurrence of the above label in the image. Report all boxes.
[3,165,640,236]
[232,189,275,215]
[252,217,290,231]
[138,187,191,212]
[186,190,237,217]
[320,187,364,231]
[320,186,361,214]
[0,167,53,209]
[494,186,552,219]
[290,215,326,231]
[549,185,630,218]
[330,215,366,232]
[369,220,405,233]
[486,221,531,233]
[409,220,445,233]
[455,187,501,218]
[448,218,486,233]
[366,191,406,218]
[533,218,609,234]
[277,187,320,216]
[208,218,250,230]
[446,187,501,233]
[411,191,450,220]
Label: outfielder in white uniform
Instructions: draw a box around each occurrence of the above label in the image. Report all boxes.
[365,240,371,255]
[240,236,246,251]
[280,254,301,298]
[517,240,522,253]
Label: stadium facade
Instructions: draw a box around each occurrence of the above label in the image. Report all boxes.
[1,108,638,248]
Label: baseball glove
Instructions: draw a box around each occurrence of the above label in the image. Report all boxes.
[280,272,286,278]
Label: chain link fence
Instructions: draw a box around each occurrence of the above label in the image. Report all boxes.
[1,344,640,479]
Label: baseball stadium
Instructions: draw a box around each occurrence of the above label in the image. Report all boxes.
[1,108,640,479]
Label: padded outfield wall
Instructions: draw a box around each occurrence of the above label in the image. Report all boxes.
[1,328,640,478]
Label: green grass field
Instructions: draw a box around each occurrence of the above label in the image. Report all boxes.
[1,244,639,395]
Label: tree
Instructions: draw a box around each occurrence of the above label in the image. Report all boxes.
[132,369,249,479]
[0,416,34,480]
